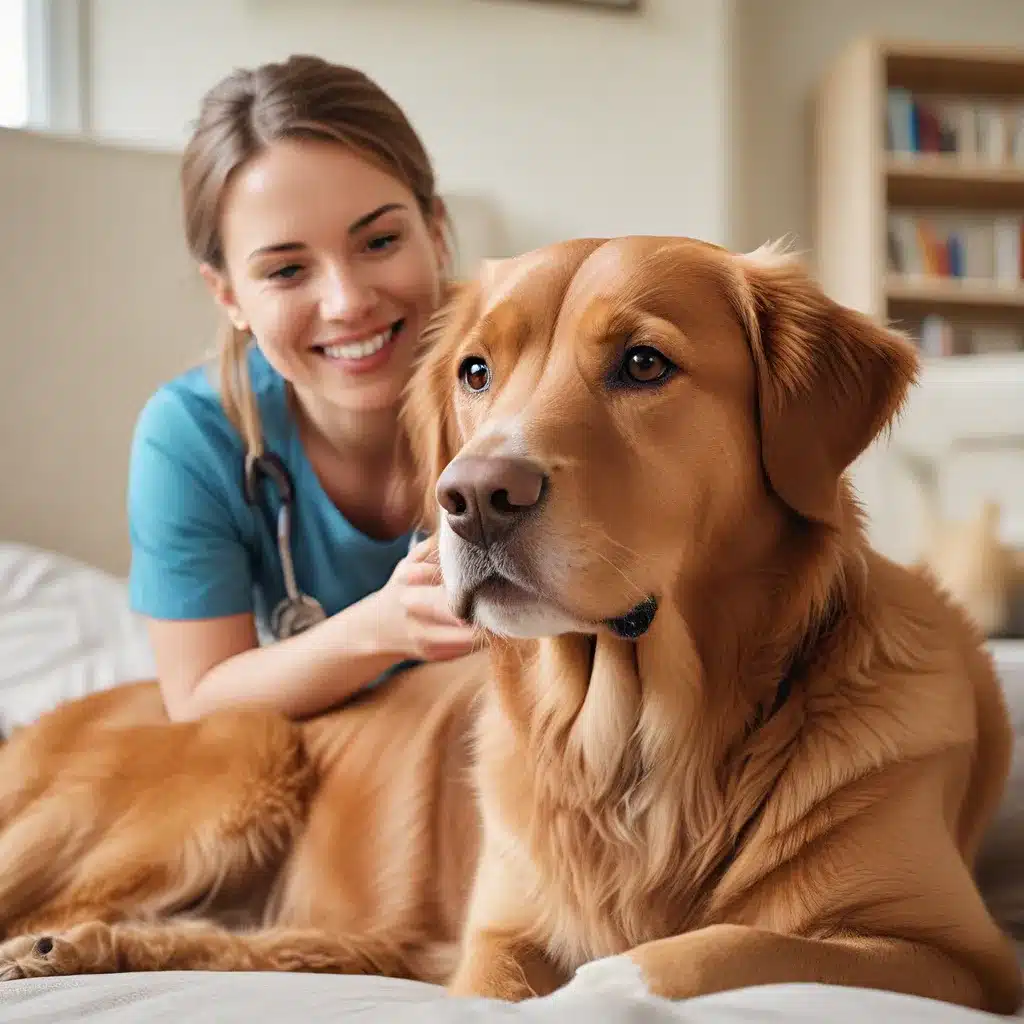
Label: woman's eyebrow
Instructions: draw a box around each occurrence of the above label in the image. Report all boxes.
[348,202,406,234]
[247,203,408,260]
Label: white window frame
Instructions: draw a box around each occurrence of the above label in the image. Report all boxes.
[25,0,88,134]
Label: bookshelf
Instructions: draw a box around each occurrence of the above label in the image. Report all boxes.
[814,38,1024,362]
[813,39,1024,601]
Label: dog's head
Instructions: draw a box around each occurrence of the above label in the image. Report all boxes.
[402,237,918,640]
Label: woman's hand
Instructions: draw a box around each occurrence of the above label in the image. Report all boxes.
[376,537,478,662]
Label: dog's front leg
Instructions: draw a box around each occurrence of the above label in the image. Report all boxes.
[446,843,561,1001]
[447,926,559,1001]
[559,924,1017,1014]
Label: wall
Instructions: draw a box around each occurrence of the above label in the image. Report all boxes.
[84,0,1024,266]
[85,0,736,257]
[733,0,1024,258]
[0,127,215,574]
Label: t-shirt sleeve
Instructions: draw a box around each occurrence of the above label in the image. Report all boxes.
[127,388,255,621]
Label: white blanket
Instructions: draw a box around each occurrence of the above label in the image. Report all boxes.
[0,543,154,735]
[0,973,1014,1023]
[0,970,1015,1019]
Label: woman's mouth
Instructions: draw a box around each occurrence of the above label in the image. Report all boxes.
[315,319,405,374]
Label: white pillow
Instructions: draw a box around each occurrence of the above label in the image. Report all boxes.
[0,543,155,735]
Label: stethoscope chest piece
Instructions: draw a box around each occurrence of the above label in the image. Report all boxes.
[270,592,326,640]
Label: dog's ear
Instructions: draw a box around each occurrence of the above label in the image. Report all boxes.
[734,245,919,527]
[401,280,480,533]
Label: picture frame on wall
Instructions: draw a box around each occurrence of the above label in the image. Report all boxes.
[510,0,641,11]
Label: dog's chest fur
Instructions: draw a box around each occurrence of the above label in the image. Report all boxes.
[476,694,711,971]
[527,800,696,969]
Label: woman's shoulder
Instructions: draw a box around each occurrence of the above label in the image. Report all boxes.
[133,345,289,458]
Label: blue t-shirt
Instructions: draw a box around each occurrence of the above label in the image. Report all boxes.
[127,345,414,638]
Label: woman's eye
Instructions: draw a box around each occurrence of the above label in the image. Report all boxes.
[620,345,673,385]
[459,356,491,393]
[269,264,303,281]
[366,233,400,253]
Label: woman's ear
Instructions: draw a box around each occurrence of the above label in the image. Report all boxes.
[199,263,248,333]
[401,280,481,532]
[733,244,920,527]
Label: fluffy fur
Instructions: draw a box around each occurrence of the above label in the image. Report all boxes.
[0,236,1018,1015]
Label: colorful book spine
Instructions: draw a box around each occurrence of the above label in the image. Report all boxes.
[886,88,1024,165]
[887,213,1023,284]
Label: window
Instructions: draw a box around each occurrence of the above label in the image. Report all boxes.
[0,0,29,128]
[0,1,86,133]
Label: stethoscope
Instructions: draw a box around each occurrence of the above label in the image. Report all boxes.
[243,450,428,641]
[244,450,328,640]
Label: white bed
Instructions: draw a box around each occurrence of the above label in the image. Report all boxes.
[0,973,1018,1024]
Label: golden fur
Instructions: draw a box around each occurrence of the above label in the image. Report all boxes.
[0,236,1019,1014]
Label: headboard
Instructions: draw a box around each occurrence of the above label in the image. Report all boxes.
[0,127,506,576]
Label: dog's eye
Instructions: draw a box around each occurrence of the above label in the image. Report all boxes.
[459,356,491,393]
[621,346,672,385]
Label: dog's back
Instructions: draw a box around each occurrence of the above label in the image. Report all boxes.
[0,651,485,975]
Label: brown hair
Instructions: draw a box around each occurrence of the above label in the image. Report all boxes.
[179,54,446,459]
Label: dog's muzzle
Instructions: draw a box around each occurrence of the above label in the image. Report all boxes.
[604,596,658,640]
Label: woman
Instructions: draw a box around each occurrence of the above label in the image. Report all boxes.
[127,55,476,722]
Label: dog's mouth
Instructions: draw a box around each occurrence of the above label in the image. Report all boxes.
[456,574,523,619]
[456,567,658,641]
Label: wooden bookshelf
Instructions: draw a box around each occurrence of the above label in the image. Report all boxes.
[814,38,1024,359]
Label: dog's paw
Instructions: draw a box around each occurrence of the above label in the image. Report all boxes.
[0,934,62,981]
[0,923,116,981]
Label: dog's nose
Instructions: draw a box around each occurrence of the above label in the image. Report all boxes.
[436,455,547,547]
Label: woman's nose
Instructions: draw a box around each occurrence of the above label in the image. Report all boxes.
[319,265,377,323]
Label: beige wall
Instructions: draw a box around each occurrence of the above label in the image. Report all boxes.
[86,0,737,254]
[0,128,215,574]
[84,0,1024,264]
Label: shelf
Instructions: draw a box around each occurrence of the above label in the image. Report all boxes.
[886,155,1024,210]
[886,274,1024,313]
[884,40,1024,96]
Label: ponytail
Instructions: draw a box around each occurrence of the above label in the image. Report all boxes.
[216,323,265,464]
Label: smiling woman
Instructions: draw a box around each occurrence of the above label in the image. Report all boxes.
[126,55,478,723]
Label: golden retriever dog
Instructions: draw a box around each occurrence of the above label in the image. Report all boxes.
[0,236,1020,1015]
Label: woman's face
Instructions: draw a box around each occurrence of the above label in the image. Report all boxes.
[204,136,446,416]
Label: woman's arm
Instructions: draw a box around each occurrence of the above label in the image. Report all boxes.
[128,390,475,722]
[149,593,397,721]
[150,540,477,722]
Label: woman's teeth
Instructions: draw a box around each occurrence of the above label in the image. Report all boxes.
[321,324,397,361]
